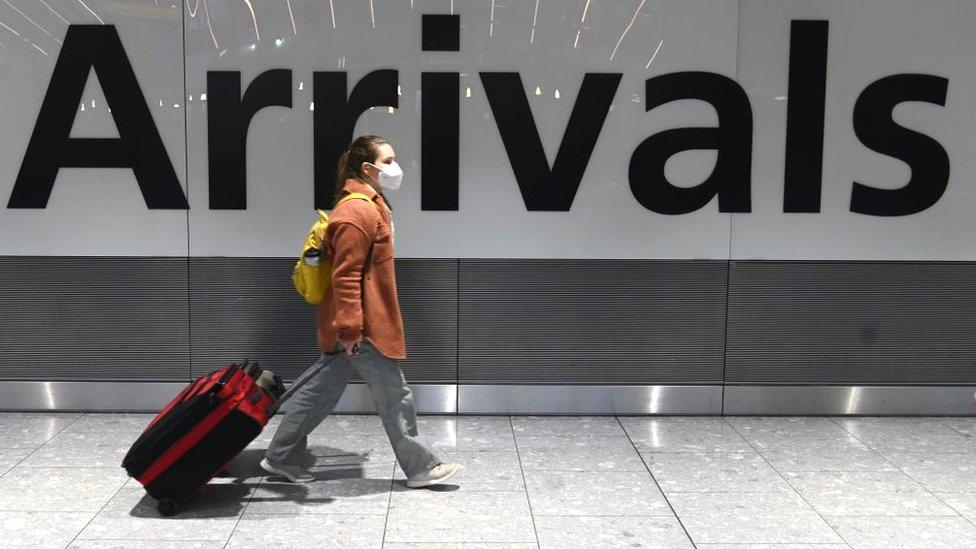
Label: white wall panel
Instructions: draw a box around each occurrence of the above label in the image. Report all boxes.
[0,1,187,256]
[0,1,971,260]
[733,0,976,260]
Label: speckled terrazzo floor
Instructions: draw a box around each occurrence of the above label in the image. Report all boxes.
[1,413,975,548]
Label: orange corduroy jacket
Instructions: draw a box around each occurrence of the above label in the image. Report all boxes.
[316,178,406,359]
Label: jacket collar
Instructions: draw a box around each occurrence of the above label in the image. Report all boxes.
[341,177,379,201]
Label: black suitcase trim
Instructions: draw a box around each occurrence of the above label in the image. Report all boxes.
[143,409,263,502]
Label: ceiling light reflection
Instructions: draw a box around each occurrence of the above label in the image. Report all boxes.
[648,386,662,413]
[37,0,70,26]
[242,0,261,42]
[845,387,862,414]
[610,0,646,62]
[0,18,20,37]
[3,0,61,43]
[530,0,539,44]
[76,0,105,25]
[186,1,219,49]
[644,39,663,69]
[285,0,297,35]
[43,382,55,409]
[573,0,591,49]
[489,0,495,37]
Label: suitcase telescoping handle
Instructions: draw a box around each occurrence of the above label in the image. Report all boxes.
[266,356,334,416]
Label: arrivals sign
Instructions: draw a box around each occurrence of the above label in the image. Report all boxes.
[0,0,972,259]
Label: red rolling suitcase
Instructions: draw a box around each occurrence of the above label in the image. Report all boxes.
[122,359,318,516]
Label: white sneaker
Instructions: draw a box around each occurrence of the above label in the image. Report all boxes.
[406,462,461,488]
[260,457,315,483]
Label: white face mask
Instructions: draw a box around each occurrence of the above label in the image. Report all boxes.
[367,161,403,190]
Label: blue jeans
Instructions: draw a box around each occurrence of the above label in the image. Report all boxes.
[266,339,440,477]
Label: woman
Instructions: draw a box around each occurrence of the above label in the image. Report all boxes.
[261,135,460,487]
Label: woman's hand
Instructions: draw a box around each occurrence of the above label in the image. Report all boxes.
[339,337,362,356]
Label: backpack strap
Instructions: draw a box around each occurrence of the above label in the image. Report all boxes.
[335,192,377,210]
[318,192,377,246]
[316,191,374,221]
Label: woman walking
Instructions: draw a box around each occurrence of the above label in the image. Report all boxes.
[261,135,460,487]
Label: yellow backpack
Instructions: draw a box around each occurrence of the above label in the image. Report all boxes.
[291,192,376,305]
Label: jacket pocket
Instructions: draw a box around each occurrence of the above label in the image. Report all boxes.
[371,226,394,263]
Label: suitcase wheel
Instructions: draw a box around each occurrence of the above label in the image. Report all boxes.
[157,498,180,517]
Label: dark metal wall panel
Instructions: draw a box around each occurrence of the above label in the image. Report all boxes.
[189,258,457,383]
[188,258,319,379]
[2,257,973,396]
[0,257,190,380]
[391,259,459,382]
[725,261,976,385]
[459,260,728,384]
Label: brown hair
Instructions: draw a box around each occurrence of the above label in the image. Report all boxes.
[333,135,392,209]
